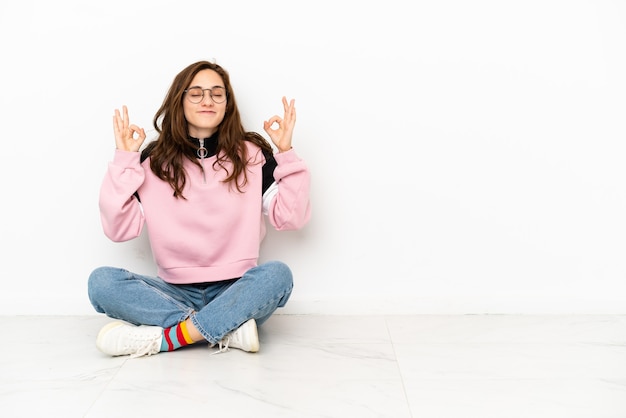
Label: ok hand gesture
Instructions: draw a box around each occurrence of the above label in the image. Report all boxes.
[113,105,146,152]
[263,97,296,153]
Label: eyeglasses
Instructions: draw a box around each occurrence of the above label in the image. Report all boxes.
[184,86,227,104]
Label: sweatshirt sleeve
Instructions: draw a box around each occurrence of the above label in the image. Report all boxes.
[98,149,146,242]
[266,148,311,231]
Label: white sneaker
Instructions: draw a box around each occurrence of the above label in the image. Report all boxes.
[96,321,163,358]
[212,319,259,354]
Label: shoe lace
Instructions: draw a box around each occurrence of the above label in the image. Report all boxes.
[128,334,161,359]
[211,335,232,355]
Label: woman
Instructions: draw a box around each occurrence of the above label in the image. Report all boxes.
[88,60,311,358]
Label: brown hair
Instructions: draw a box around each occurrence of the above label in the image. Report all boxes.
[144,61,273,198]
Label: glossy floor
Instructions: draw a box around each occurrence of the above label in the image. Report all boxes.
[1,315,625,417]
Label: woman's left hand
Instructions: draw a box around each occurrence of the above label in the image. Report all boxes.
[264,97,296,152]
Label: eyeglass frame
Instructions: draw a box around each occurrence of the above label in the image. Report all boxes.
[183,86,228,104]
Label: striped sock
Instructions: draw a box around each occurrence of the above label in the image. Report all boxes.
[160,321,195,352]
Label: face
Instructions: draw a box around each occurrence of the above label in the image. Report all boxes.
[183,69,227,138]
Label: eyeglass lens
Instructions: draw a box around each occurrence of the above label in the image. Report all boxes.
[186,87,227,104]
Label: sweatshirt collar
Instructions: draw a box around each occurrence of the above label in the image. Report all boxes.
[188,133,218,158]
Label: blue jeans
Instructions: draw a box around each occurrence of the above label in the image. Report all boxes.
[87,261,293,344]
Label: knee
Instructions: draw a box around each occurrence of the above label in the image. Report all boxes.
[264,260,293,292]
[87,266,123,305]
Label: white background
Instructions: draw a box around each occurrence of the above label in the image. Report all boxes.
[1,0,625,315]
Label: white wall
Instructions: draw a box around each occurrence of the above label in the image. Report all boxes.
[1,0,625,315]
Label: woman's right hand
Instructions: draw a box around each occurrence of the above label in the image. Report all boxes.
[113,105,146,152]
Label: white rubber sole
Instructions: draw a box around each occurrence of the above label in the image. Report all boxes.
[95,321,125,354]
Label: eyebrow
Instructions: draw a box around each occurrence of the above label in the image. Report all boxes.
[188,85,225,89]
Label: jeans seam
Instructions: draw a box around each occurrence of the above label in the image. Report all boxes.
[136,279,194,325]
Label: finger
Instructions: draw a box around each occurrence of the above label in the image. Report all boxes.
[283,98,295,121]
[263,123,274,138]
[122,105,129,129]
[265,115,282,129]
[282,97,295,110]
[113,109,123,136]
[133,127,147,143]
[113,116,119,138]
[129,124,145,139]
[263,118,281,137]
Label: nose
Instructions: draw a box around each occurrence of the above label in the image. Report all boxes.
[200,93,214,105]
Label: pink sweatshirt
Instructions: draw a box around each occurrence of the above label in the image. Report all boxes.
[99,142,311,284]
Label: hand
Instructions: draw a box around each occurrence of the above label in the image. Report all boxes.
[113,105,146,152]
[263,97,296,152]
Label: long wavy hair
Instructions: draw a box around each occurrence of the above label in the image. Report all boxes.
[143,61,273,198]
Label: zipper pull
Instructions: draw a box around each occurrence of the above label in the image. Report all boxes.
[197,138,207,183]
[197,138,207,159]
